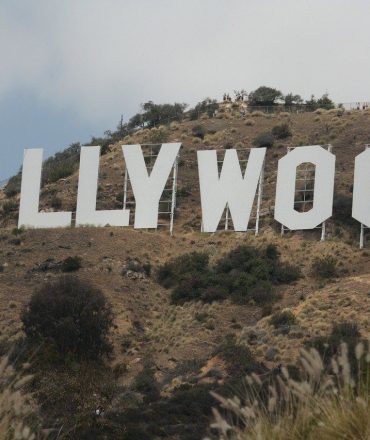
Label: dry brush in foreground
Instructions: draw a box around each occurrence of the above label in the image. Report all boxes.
[207,342,370,440]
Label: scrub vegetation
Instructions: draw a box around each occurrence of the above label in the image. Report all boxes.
[0,92,370,439]
[208,340,370,440]
[158,244,300,305]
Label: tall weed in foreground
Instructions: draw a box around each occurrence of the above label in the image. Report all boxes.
[207,342,370,440]
[0,355,36,439]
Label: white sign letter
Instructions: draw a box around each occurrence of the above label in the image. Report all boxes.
[122,143,181,228]
[352,148,370,226]
[274,145,335,230]
[76,146,130,227]
[18,149,72,228]
[197,148,266,232]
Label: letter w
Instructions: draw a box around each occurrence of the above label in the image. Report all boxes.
[197,148,266,232]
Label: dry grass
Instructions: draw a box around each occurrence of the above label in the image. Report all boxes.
[207,342,370,440]
[170,121,180,131]
[1,106,370,407]
[0,356,37,439]
[326,108,339,115]
[204,133,223,146]
[251,111,265,118]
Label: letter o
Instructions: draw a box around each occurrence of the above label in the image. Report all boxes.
[274,145,335,230]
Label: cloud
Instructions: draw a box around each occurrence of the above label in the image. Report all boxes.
[1,0,370,128]
[0,0,235,124]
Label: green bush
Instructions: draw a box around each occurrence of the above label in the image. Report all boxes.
[42,142,80,184]
[45,162,76,183]
[305,93,335,111]
[311,256,337,279]
[21,276,113,359]
[51,195,62,210]
[252,132,274,148]
[261,303,273,318]
[333,194,357,229]
[5,143,80,195]
[192,124,207,139]
[88,136,111,155]
[272,261,302,284]
[61,256,82,272]
[157,252,209,288]
[132,362,160,403]
[248,86,283,106]
[271,122,292,139]
[332,322,360,338]
[159,244,300,305]
[1,199,18,217]
[316,93,335,110]
[214,244,300,304]
[213,335,265,377]
[4,172,21,197]
[189,98,219,120]
[170,273,219,304]
[305,322,362,371]
[194,312,209,323]
[269,310,297,328]
[9,237,21,246]
[129,101,187,129]
[284,93,303,106]
[124,259,151,276]
[107,380,222,440]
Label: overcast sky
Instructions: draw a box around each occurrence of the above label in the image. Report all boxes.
[1,0,370,180]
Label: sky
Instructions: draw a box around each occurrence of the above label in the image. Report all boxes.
[1,0,370,180]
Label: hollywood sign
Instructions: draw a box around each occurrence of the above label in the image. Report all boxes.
[17,143,370,234]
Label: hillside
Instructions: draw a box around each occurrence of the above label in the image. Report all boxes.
[1,103,370,439]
